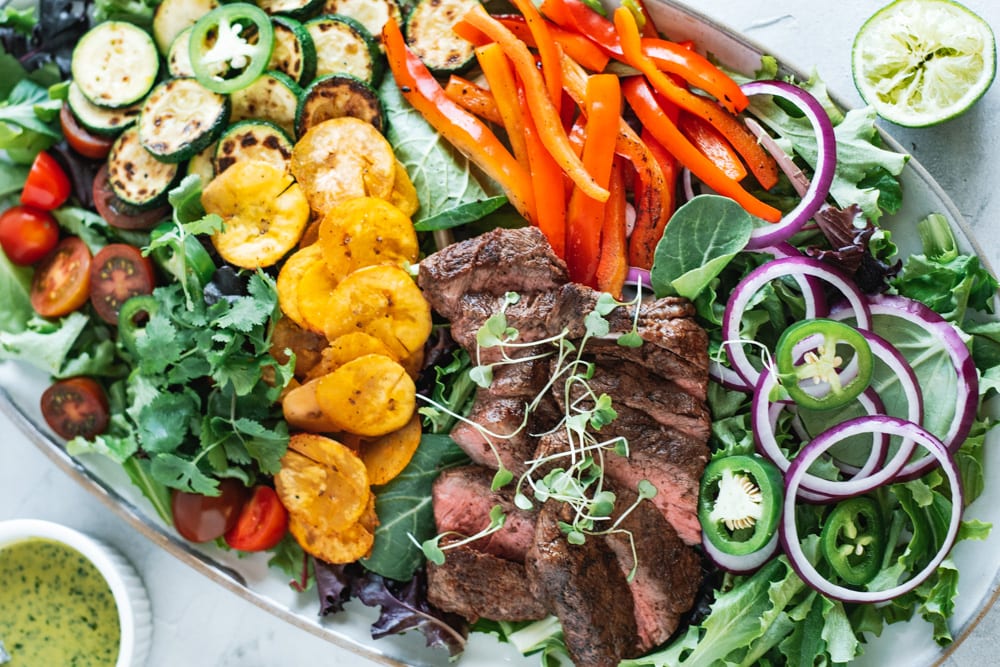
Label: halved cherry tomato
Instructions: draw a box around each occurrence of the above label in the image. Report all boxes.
[21,150,71,211]
[40,376,110,440]
[0,205,59,265]
[30,236,92,318]
[224,485,289,551]
[59,104,115,160]
[89,243,156,325]
[172,478,249,543]
[92,164,171,231]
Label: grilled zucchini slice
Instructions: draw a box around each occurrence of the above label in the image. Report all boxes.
[320,0,402,48]
[269,15,317,84]
[66,81,141,137]
[405,0,480,72]
[71,21,160,108]
[107,126,181,209]
[152,0,220,54]
[187,142,217,187]
[230,70,303,138]
[256,0,325,21]
[214,119,294,174]
[305,14,382,84]
[137,78,230,163]
[296,73,383,137]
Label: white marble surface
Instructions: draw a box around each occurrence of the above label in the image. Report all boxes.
[2,1,999,665]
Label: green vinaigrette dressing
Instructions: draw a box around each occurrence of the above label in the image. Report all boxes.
[0,538,120,666]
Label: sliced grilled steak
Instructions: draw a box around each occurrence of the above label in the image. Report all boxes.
[417,226,569,316]
[604,485,702,650]
[527,502,640,667]
[426,541,547,622]
[432,465,535,562]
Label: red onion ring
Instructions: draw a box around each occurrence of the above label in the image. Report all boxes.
[701,529,780,574]
[624,266,651,289]
[722,257,870,388]
[740,80,837,250]
[780,416,962,603]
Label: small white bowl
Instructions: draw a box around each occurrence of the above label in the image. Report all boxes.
[0,519,152,667]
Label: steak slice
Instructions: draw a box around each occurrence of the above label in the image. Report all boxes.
[526,503,640,667]
[604,484,702,650]
[426,541,547,622]
[417,226,569,317]
[432,465,535,562]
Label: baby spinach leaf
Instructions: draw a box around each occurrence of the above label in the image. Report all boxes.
[361,433,469,581]
[650,195,754,300]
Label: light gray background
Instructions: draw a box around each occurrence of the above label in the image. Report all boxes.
[2,1,998,665]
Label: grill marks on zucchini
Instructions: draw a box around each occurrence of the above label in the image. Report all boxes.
[305,14,382,84]
[269,16,317,84]
[215,120,294,174]
[297,74,383,136]
[405,0,481,72]
[108,126,181,209]
[71,21,161,108]
[67,82,141,136]
[230,70,302,138]
[153,0,220,54]
[138,78,230,163]
[321,0,402,48]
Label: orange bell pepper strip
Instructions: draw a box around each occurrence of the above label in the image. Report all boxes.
[596,157,628,297]
[565,73,621,286]
[623,75,781,223]
[494,14,610,73]
[678,110,748,181]
[462,5,608,203]
[641,38,747,113]
[629,128,677,269]
[382,16,535,222]
[519,81,567,259]
[559,49,669,257]
[443,75,503,125]
[476,43,530,169]
[508,0,563,113]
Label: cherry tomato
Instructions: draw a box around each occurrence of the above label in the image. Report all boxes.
[30,236,92,318]
[59,104,115,160]
[0,205,59,265]
[224,485,289,551]
[171,478,249,543]
[21,150,71,211]
[40,376,110,440]
[92,164,171,231]
[88,243,156,325]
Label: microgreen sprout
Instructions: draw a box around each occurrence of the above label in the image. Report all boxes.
[416,504,507,565]
[415,288,659,566]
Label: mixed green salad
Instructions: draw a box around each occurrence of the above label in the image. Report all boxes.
[1,0,998,665]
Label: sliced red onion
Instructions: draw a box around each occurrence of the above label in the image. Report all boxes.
[681,167,697,202]
[701,529,779,574]
[829,294,977,479]
[781,416,962,603]
[740,80,836,250]
[624,266,651,289]
[753,367,888,502]
[744,116,810,197]
[722,257,870,388]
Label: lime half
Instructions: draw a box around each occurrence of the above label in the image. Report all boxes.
[852,0,996,127]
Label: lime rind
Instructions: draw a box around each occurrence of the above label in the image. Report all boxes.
[852,0,996,127]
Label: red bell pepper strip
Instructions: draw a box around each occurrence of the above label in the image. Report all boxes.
[443,75,504,125]
[629,128,677,269]
[678,110,748,181]
[565,73,621,286]
[383,16,536,222]
[519,81,568,259]
[508,0,563,113]
[623,75,781,223]
[463,5,608,203]
[494,14,610,73]
[596,157,628,297]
